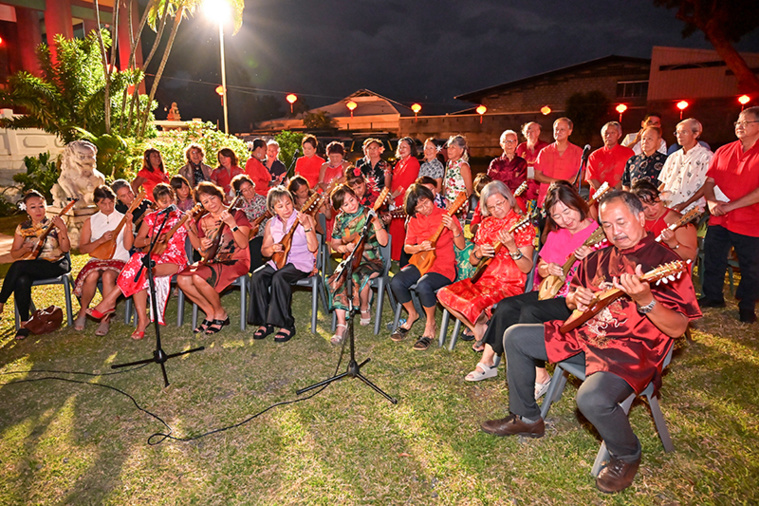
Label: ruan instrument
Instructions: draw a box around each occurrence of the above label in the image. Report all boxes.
[152,204,205,256]
[559,260,687,334]
[537,227,607,300]
[408,192,468,276]
[201,192,246,263]
[90,190,146,260]
[271,191,324,269]
[654,206,701,243]
[22,199,78,260]
[249,211,272,238]
[587,181,610,208]
[343,187,390,264]
[470,211,534,284]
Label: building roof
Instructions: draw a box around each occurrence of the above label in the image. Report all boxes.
[454,55,651,103]
[309,89,414,118]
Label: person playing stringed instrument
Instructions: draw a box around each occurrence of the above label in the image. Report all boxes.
[178,182,251,335]
[248,186,318,343]
[631,179,698,262]
[0,190,71,340]
[464,182,603,388]
[73,185,131,336]
[326,185,388,345]
[88,184,190,340]
[231,174,268,272]
[481,190,701,494]
[390,184,465,350]
[437,181,535,353]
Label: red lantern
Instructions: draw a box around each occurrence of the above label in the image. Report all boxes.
[738,95,751,110]
[286,93,298,113]
[615,103,627,122]
[476,104,487,124]
[676,100,689,119]
[540,105,551,116]
[411,103,421,122]
[346,100,357,118]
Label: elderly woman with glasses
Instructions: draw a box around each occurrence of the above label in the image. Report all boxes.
[437,181,535,351]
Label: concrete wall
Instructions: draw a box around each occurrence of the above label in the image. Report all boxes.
[0,109,65,186]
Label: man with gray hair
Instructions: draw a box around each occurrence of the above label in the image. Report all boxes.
[487,130,533,198]
[657,118,713,212]
[534,117,583,206]
[586,121,635,198]
[700,106,759,323]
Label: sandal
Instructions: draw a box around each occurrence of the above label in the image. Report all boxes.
[460,328,475,342]
[465,362,498,382]
[391,317,418,342]
[205,317,230,335]
[15,328,30,340]
[95,317,110,336]
[472,338,486,353]
[253,324,274,340]
[74,313,87,331]
[359,309,371,326]
[534,378,552,400]
[131,329,145,340]
[194,319,212,334]
[86,307,116,321]
[331,323,347,345]
[274,327,296,343]
[413,336,433,351]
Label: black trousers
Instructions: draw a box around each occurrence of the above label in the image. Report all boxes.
[503,323,640,461]
[249,236,265,273]
[247,264,308,329]
[481,291,571,354]
[390,264,451,308]
[0,257,70,321]
[702,225,759,311]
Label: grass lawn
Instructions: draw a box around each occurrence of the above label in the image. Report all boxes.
[0,252,757,505]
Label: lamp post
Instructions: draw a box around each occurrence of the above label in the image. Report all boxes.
[615,103,627,122]
[676,100,689,120]
[204,0,230,134]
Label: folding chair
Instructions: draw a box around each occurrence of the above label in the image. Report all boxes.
[292,232,329,333]
[14,255,75,331]
[539,345,675,476]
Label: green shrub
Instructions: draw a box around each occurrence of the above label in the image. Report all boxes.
[148,121,249,174]
[274,130,304,172]
[13,151,59,200]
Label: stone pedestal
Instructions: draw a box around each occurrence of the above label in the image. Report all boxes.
[47,204,97,251]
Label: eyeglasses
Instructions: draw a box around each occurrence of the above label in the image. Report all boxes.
[486,199,508,212]
[502,139,517,144]
[734,120,759,127]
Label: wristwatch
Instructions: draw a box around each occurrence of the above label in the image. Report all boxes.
[637,298,657,314]
[231,225,239,233]
[510,250,524,260]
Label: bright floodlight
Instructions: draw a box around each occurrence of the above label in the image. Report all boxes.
[203,0,230,25]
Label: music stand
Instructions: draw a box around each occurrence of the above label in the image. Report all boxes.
[297,214,397,404]
[112,208,204,387]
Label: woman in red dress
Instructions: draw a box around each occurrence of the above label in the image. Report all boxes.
[211,148,245,200]
[389,137,420,261]
[437,181,535,346]
[177,182,251,334]
[318,141,349,192]
[132,148,170,197]
[88,183,189,340]
[294,134,325,188]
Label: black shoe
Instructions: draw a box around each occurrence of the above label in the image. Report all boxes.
[697,297,725,308]
[596,455,641,493]
[481,414,544,438]
[205,317,230,335]
[739,308,757,323]
[253,324,275,340]
[274,327,295,343]
[460,329,475,342]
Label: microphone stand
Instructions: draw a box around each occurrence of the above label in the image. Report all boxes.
[112,208,204,387]
[297,214,397,404]
[284,148,299,181]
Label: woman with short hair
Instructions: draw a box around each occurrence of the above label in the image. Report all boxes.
[178,182,251,334]
[74,185,130,336]
[248,186,318,343]
[294,134,325,188]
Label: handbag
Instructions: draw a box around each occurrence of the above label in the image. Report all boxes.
[24,305,64,335]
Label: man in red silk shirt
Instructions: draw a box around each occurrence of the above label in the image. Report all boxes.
[480,190,701,493]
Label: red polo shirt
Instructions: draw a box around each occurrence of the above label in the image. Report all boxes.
[706,139,759,237]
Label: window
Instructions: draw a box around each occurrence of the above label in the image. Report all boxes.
[616,80,648,98]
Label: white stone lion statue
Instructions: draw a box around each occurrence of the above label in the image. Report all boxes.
[51,140,106,209]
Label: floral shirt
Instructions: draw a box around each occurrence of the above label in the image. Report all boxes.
[444,158,468,212]
[419,158,445,180]
[356,158,391,192]
[657,144,713,210]
[239,194,268,237]
[622,152,668,188]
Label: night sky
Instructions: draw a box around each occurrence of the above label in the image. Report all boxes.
[144,0,759,133]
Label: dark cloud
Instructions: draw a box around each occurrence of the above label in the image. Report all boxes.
[147,0,759,129]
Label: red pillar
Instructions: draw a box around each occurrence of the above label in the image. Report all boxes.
[44,0,73,61]
[82,19,99,38]
[15,7,43,76]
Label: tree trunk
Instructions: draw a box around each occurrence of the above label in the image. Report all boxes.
[92,0,111,134]
[139,5,185,136]
[702,21,759,93]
